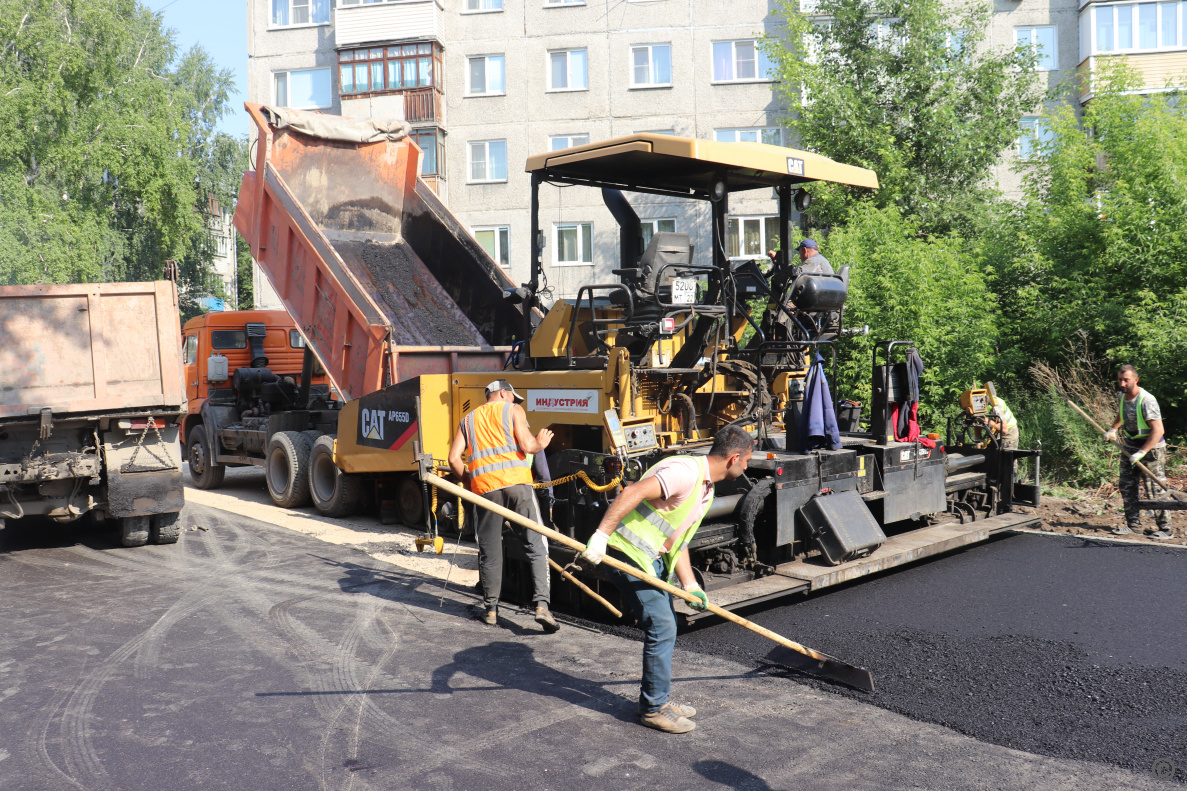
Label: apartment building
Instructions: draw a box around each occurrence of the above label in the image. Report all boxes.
[246,0,786,302]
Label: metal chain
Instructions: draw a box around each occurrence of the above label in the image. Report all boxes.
[123,418,179,473]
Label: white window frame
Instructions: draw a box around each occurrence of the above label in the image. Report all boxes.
[630,43,673,88]
[727,215,781,259]
[273,68,333,110]
[1015,25,1057,70]
[1017,117,1053,160]
[549,134,590,151]
[545,0,586,6]
[466,54,506,97]
[461,0,504,12]
[548,49,588,92]
[640,218,677,249]
[553,222,593,266]
[715,127,783,145]
[472,226,511,268]
[711,40,774,83]
[1091,2,1183,53]
[468,140,508,183]
[270,0,331,28]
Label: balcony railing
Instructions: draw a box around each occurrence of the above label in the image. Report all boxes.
[404,88,442,123]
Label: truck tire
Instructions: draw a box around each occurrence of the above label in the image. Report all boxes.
[395,474,425,526]
[266,430,313,508]
[188,424,225,490]
[120,515,150,547]
[151,511,182,544]
[308,435,363,518]
[301,430,324,448]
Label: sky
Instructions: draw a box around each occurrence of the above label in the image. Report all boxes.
[154,0,250,138]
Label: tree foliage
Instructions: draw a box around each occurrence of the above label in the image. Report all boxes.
[0,0,242,302]
[764,0,1044,232]
[990,62,1187,425]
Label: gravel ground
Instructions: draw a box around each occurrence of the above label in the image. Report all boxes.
[673,532,1187,783]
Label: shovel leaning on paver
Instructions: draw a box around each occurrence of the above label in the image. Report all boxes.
[423,472,875,693]
[1066,400,1187,507]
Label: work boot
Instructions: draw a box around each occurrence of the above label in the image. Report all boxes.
[639,705,696,734]
[471,604,497,626]
[1112,525,1135,535]
[1148,530,1174,540]
[639,701,696,719]
[534,603,560,633]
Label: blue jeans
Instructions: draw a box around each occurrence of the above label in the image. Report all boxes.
[604,550,677,715]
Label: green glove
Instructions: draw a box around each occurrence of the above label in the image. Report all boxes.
[687,586,709,611]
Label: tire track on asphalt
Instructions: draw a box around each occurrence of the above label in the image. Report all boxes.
[23,659,89,791]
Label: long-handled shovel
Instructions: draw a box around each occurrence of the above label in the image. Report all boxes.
[1066,400,1187,502]
[423,472,875,693]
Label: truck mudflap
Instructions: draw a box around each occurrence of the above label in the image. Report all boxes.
[104,421,184,517]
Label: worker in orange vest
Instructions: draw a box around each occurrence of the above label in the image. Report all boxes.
[448,380,558,631]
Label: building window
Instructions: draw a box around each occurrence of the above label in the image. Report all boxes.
[467,55,506,96]
[272,0,329,26]
[549,134,590,150]
[554,223,593,265]
[1093,3,1183,52]
[630,44,672,87]
[274,68,332,109]
[640,219,676,249]
[468,140,508,183]
[1015,26,1056,69]
[463,0,503,11]
[473,226,510,268]
[727,216,780,258]
[338,42,443,96]
[1018,117,1052,159]
[548,49,588,91]
[546,0,585,5]
[711,40,773,82]
[715,127,782,145]
[411,129,444,177]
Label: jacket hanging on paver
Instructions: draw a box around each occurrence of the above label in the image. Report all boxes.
[893,349,925,441]
[799,353,842,452]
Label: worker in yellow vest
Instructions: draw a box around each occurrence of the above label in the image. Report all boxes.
[577,425,755,734]
[988,397,1019,451]
[1105,364,1172,538]
[448,380,558,630]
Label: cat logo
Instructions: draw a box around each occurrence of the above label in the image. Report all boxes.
[786,157,805,176]
[361,408,385,441]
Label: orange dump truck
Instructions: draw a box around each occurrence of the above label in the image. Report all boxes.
[0,281,186,546]
[231,104,525,520]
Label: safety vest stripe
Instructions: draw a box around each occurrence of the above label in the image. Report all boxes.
[635,500,680,538]
[470,457,533,475]
[470,443,518,460]
[614,522,661,561]
[1120,391,1150,438]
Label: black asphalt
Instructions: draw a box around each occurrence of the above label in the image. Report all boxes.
[679,532,1187,782]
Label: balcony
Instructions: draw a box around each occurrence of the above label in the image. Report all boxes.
[404,88,441,123]
[335,0,444,48]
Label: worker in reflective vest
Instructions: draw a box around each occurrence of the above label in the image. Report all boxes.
[577,425,754,734]
[989,397,1019,450]
[448,380,558,630]
[1105,364,1172,538]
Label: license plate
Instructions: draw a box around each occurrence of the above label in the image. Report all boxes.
[671,278,698,304]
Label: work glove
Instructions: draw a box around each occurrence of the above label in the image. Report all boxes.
[1130,450,1147,465]
[578,530,608,566]
[1104,429,1118,442]
[685,583,709,611]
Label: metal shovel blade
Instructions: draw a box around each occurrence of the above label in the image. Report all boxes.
[765,645,876,693]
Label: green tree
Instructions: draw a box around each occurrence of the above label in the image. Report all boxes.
[0,0,240,302]
[828,204,1000,428]
[764,0,1044,233]
[994,62,1187,428]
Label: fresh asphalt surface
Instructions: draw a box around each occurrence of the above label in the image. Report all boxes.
[1,503,1183,790]
[679,532,1187,780]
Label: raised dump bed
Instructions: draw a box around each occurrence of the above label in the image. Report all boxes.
[234,103,523,399]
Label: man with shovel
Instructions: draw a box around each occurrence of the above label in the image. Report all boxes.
[576,425,754,734]
[1106,365,1173,539]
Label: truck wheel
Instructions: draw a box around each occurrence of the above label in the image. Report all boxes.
[188,425,225,490]
[301,430,324,448]
[308,435,362,518]
[151,511,182,544]
[395,474,425,526]
[120,515,150,547]
[266,431,313,508]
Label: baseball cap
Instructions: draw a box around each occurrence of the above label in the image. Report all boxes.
[796,238,819,251]
[485,379,524,401]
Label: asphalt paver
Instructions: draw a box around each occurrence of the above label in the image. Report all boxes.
[680,532,1187,783]
[0,507,1177,790]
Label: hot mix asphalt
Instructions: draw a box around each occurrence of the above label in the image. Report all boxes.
[677,532,1187,781]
